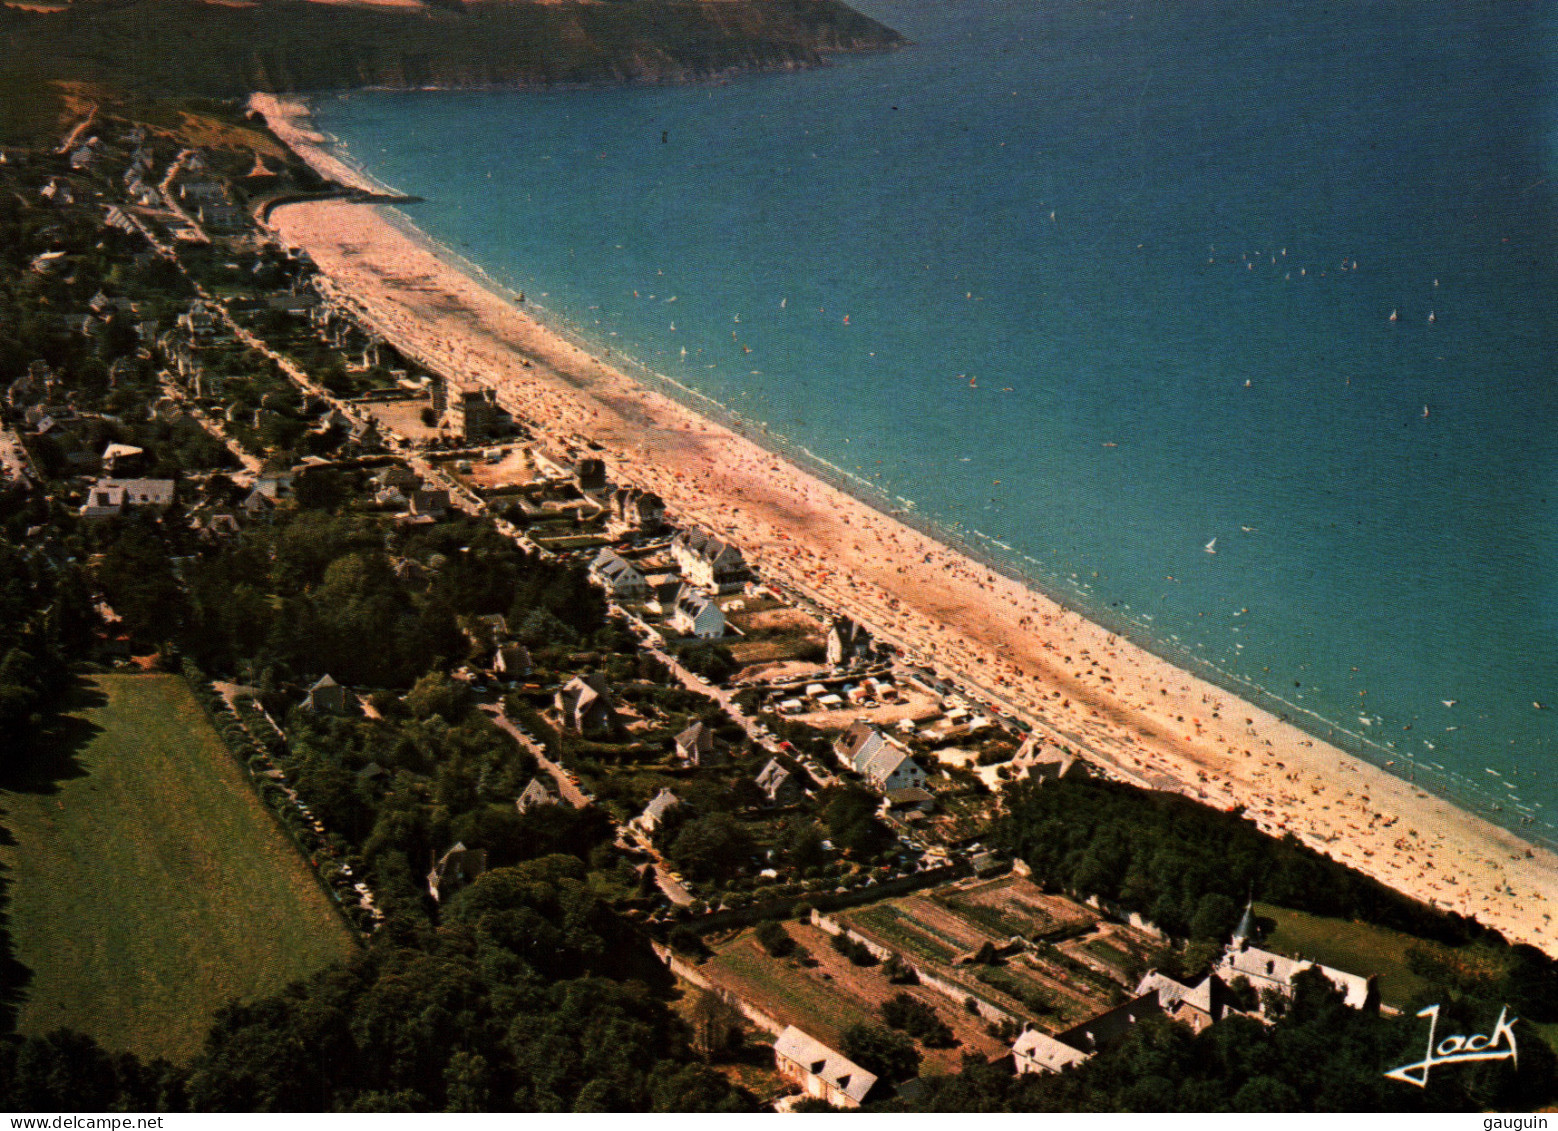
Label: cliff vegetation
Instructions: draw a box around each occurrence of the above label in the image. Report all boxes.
[0,0,906,141]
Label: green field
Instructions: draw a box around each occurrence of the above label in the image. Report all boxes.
[0,674,358,1062]
[845,903,958,965]
[704,929,876,1049]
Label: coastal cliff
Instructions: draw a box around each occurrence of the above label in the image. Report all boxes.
[0,0,905,132]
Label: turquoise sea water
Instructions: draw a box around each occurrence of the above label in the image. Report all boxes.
[312,0,1558,844]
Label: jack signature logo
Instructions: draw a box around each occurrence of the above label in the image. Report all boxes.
[1384,1003,1519,1087]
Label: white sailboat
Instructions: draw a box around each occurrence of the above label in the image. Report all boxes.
[1204,537,1217,554]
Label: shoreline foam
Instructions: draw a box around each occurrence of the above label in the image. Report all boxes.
[255,98,1558,959]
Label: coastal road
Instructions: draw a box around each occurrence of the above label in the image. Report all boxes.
[158,151,210,244]
[54,103,96,155]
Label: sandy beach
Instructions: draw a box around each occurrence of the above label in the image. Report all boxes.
[260,131,1558,956]
[249,94,388,196]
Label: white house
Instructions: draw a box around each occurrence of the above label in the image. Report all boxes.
[590,547,649,600]
[1014,734,1083,784]
[1013,992,1165,1075]
[1012,1028,1092,1076]
[670,586,726,639]
[858,742,926,793]
[607,486,666,536]
[1216,903,1376,1012]
[833,721,926,793]
[825,617,874,666]
[756,759,804,806]
[79,478,176,520]
[427,842,487,903]
[671,527,748,593]
[674,720,724,767]
[633,788,682,835]
[515,778,557,814]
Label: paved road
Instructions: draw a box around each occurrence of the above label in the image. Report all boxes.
[158,151,210,244]
[617,827,693,907]
[55,103,96,155]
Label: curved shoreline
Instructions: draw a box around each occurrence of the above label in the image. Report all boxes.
[255,101,1558,958]
[366,195,1545,856]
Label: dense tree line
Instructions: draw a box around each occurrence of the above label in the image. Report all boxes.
[0,857,758,1112]
[990,776,1558,1022]
[178,509,608,685]
[0,519,94,755]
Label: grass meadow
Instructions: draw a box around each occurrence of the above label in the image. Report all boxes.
[0,674,358,1062]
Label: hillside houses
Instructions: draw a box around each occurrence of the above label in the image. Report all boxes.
[440,380,498,443]
[674,720,724,767]
[101,442,144,475]
[834,721,927,793]
[633,788,681,835]
[1009,908,1376,1081]
[1010,1027,1092,1076]
[671,527,748,593]
[515,777,557,814]
[9,361,56,408]
[176,301,223,346]
[427,842,487,903]
[1215,903,1377,1012]
[1013,734,1083,784]
[530,445,606,493]
[1135,971,1240,1035]
[1012,992,1165,1076]
[530,445,576,482]
[755,758,804,806]
[301,674,349,716]
[405,489,449,522]
[494,643,533,681]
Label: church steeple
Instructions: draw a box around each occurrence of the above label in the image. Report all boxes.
[1232,893,1256,947]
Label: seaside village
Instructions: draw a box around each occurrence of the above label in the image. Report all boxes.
[0,109,1524,1111]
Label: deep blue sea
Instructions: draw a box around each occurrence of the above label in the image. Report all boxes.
[312,0,1558,844]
